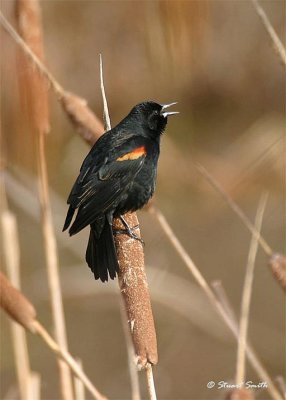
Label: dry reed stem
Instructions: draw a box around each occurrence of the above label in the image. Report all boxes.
[1,177,42,400]
[236,194,268,385]
[194,161,286,291]
[211,280,237,324]
[275,376,286,398]
[119,303,141,400]
[99,54,111,131]
[251,0,286,66]
[146,363,157,400]
[150,206,282,400]
[32,321,107,400]
[268,253,286,292]
[213,281,277,400]
[194,162,273,256]
[74,359,86,400]
[29,373,41,400]
[0,273,107,400]
[99,58,158,369]
[1,211,34,398]
[36,129,74,400]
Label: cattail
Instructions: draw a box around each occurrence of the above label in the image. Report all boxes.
[269,253,286,292]
[114,214,158,368]
[0,272,36,332]
[15,0,49,135]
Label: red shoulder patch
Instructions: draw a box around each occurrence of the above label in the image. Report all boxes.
[116,146,146,161]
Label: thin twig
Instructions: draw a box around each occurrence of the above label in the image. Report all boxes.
[251,0,286,66]
[236,193,268,385]
[74,359,86,400]
[36,131,74,399]
[99,54,111,131]
[211,280,237,324]
[275,376,286,399]
[194,162,273,256]
[120,303,141,400]
[150,206,282,400]
[32,321,107,400]
[146,364,157,400]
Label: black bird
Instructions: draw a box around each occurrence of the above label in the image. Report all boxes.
[63,101,178,282]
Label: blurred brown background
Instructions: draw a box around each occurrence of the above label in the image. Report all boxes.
[1,0,285,399]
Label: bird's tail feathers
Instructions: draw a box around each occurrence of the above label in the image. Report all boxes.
[86,218,118,282]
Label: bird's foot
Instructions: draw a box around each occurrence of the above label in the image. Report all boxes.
[113,216,145,245]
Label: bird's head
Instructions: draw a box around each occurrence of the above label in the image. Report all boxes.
[129,101,179,137]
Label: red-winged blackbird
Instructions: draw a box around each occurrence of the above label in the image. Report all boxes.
[63,101,178,282]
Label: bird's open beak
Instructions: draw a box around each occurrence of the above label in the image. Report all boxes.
[160,102,179,118]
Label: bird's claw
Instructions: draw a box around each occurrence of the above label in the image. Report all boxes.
[113,218,145,246]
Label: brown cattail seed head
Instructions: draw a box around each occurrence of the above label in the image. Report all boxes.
[0,272,37,332]
[114,213,158,369]
[269,253,286,292]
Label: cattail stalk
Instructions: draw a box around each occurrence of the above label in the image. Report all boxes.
[1,210,34,399]
[146,363,157,400]
[251,0,286,66]
[36,131,74,399]
[119,302,141,400]
[74,359,86,400]
[236,194,268,385]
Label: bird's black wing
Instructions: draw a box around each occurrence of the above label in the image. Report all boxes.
[63,137,148,234]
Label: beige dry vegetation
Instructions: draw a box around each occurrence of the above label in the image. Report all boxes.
[1,1,285,399]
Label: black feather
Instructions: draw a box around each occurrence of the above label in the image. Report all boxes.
[86,217,118,282]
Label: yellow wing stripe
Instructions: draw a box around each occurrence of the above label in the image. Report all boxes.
[117,146,146,161]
